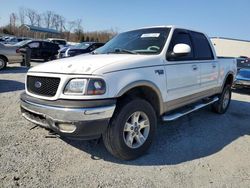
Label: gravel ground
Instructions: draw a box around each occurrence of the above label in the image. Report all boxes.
[0,63,250,188]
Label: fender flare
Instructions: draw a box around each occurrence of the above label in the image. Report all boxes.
[0,54,8,62]
[219,71,235,93]
[116,80,165,115]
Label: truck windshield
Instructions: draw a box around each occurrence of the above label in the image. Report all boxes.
[96,28,170,55]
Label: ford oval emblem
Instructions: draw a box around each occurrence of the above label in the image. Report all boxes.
[35,81,42,88]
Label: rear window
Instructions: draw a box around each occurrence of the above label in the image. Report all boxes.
[52,40,66,45]
[191,32,214,60]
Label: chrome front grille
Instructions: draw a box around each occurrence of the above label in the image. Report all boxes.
[27,76,60,97]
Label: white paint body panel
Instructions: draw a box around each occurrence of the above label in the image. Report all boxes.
[163,61,201,101]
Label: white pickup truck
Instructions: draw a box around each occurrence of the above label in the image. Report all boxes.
[20,26,237,160]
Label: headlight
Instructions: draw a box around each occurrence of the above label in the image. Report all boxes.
[64,79,87,94]
[86,79,106,95]
[64,78,106,95]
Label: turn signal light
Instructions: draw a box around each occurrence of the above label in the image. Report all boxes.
[57,123,76,133]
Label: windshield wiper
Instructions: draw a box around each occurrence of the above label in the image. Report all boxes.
[108,48,138,54]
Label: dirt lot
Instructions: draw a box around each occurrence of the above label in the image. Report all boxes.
[0,63,250,188]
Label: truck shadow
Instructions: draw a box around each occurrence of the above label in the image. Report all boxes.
[0,66,29,74]
[232,88,250,95]
[0,80,25,93]
[64,99,250,166]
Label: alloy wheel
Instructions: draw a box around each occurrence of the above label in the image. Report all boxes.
[123,111,150,149]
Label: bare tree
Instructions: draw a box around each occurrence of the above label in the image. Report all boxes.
[10,13,18,27]
[1,6,117,42]
[75,19,83,32]
[58,16,65,32]
[64,21,75,41]
[50,14,65,31]
[36,14,42,27]
[51,14,60,30]
[26,8,37,26]
[43,11,54,28]
[74,19,83,40]
[19,7,26,25]
[9,13,18,34]
[66,21,76,32]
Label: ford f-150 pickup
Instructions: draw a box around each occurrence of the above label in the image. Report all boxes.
[20,26,237,160]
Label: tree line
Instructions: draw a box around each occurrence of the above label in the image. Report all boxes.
[0,7,117,42]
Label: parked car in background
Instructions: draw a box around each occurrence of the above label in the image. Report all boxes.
[47,38,67,49]
[234,56,250,88]
[0,37,5,42]
[17,40,60,62]
[237,56,250,69]
[236,57,246,72]
[58,42,104,58]
[3,37,31,45]
[0,36,13,43]
[0,42,23,70]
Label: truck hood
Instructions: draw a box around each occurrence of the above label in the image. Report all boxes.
[28,54,151,75]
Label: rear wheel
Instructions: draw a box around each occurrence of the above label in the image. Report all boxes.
[44,57,49,62]
[44,55,56,62]
[103,99,157,160]
[20,59,25,66]
[50,55,57,61]
[0,57,7,70]
[212,85,232,114]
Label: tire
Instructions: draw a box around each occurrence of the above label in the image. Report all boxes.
[212,85,232,114]
[43,54,49,62]
[20,59,25,66]
[103,99,157,160]
[0,57,7,70]
[44,55,55,62]
[44,58,49,62]
[50,55,56,61]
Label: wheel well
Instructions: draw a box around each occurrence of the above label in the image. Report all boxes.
[0,55,8,63]
[224,74,234,87]
[117,86,161,116]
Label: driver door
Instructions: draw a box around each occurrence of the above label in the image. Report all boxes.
[164,29,201,108]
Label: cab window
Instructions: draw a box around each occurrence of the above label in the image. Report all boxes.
[190,31,214,60]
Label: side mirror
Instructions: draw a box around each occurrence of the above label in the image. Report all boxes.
[173,43,191,56]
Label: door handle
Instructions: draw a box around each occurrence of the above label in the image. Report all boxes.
[192,65,198,71]
[212,64,217,68]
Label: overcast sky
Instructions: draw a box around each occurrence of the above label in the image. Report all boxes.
[0,0,249,40]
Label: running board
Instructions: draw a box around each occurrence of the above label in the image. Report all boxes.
[162,97,219,121]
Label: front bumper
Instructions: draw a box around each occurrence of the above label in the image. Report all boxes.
[234,78,250,87]
[20,93,116,140]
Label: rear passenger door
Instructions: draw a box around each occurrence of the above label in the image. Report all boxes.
[191,31,219,91]
[41,42,49,59]
[164,29,201,102]
[27,41,41,59]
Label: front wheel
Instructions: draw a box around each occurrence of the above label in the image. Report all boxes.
[103,99,157,160]
[44,55,56,62]
[212,85,232,114]
[49,55,57,61]
[0,57,7,70]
